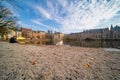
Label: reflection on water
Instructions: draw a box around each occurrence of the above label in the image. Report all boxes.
[64,40,120,48]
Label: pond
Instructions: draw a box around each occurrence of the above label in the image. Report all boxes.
[64,40,120,48]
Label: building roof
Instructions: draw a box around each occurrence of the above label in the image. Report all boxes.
[83,28,109,34]
[21,28,32,31]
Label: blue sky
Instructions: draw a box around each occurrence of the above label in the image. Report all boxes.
[2,0,120,33]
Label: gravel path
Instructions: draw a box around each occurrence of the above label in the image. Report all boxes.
[0,41,120,80]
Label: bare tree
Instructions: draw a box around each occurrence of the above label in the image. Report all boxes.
[0,6,18,40]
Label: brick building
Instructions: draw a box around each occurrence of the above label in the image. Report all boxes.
[21,28,32,38]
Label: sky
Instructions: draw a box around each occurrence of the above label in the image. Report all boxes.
[2,0,120,33]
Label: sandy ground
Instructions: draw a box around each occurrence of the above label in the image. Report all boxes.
[0,41,120,80]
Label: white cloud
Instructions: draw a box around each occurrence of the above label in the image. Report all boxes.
[35,6,51,19]
[57,0,68,8]
[17,21,38,31]
[31,19,41,25]
[55,0,120,33]
[32,0,120,33]
[31,19,58,31]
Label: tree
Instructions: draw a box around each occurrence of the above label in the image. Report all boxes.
[0,6,18,40]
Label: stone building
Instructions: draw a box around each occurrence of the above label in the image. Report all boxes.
[53,32,64,45]
[82,28,110,40]
[21,28,32,38]
[32,30,46,39]
[0,29,22,40]
[66,25,120,40]
[110,25,120,40]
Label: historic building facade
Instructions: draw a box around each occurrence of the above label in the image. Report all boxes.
[66,25,120,40]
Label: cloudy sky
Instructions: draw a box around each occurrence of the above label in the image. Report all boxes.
[2,0,120,33]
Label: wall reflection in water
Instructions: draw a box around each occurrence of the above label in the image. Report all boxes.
[64,40,120,48]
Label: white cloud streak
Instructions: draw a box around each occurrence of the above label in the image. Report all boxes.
[31,19,58,31]
[35,6,51,19]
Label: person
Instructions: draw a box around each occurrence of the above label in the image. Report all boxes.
[9,36,18,43]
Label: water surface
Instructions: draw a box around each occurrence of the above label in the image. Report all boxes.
[64,40,120,48]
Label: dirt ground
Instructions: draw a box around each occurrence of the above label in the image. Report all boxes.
[0,41,120,80]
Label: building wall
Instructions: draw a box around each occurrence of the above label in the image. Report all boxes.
[21,28,32,38]
[1,30,22,40]
[32,31,46,39]
[53,33,64,44]
[66,27,120,40]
